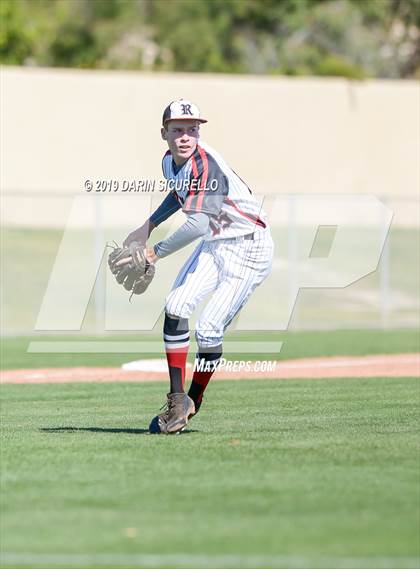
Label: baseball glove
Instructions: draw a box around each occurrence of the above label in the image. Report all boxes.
[108,241,155,296]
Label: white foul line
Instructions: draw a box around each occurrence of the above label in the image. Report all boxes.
[1,553,419,569]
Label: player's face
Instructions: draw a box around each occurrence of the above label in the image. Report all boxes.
[161,120,200,165]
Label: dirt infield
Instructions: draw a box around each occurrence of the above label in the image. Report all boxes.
[1,354,419,384]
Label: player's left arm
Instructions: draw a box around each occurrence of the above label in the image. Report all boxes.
[150,212,209,260]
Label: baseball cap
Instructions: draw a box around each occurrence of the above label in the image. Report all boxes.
[162,98,207,126]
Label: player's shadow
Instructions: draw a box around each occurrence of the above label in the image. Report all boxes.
[40,426,198,435]
[41,426,149,435]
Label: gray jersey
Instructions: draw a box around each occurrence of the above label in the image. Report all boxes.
[161,142,268,240]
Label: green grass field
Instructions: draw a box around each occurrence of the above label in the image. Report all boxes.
[1,288,419,568]
[1,377,419,569]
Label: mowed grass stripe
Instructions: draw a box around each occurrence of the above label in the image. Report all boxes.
[1,553,419,569]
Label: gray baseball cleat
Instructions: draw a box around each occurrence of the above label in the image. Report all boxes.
[149,393,195,434]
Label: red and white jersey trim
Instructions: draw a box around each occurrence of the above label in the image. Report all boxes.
[161,141,269,240]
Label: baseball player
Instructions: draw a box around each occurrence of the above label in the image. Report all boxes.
[124,98,274,434]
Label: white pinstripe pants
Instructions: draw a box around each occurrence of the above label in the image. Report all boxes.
[165,229,274,349]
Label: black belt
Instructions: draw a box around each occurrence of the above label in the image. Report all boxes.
[244,233,255,240]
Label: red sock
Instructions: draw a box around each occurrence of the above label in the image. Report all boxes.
[164,313,190,393]
[189,371,214,405]
[188,347,222,409]
[165,347,189,393]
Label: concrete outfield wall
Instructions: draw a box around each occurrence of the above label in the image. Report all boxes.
[1,66,419,227]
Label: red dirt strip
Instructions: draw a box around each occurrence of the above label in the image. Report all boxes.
[1,354,419,384]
